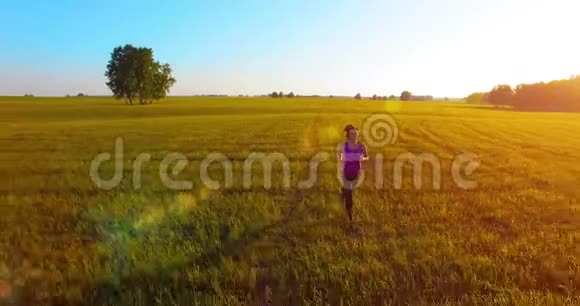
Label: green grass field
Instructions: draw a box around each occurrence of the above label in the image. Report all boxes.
[0,96,579,305]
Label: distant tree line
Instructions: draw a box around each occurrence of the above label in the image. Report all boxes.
[467,76,580,111]
[465,92,485,104]
[65,93,87,97]
[371,94,389,101]
[270,91,295,98]
[353,91,432,101]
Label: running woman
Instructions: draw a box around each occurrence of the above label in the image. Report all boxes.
[339,124,368,222]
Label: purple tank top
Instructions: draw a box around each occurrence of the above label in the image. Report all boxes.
[343,142,363,175]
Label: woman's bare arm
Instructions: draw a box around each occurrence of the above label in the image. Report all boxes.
[338,143,345,172]
[361,144,369,161]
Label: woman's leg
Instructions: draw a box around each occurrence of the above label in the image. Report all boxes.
[342,177,356,221]
[344,187,353,221]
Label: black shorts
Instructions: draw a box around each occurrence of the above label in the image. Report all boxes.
[343,172,359,182]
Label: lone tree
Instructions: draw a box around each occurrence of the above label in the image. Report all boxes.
[270,91,279,98]
[354,93,362,100]
[287,92,295,98]
[105,44,175,105]
[400,91,412,101]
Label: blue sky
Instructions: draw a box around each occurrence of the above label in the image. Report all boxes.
[1,0,580,97]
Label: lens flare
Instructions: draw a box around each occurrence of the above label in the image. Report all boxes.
[134,206,166,229]
[383,101,403,113]
[199,187,214,200]
[176,192,197,211]
[322,125,340,143]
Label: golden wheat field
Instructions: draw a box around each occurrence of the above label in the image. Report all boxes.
[0,96,579,305]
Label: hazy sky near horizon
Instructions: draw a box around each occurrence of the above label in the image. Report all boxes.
[1,0,580,97]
